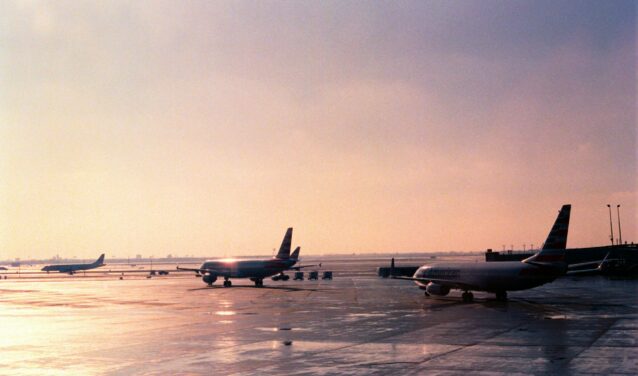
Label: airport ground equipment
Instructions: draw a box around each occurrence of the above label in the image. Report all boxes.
[322,271,333,280]
[308,271,319,280]
[294,271,304,280]
[377,265,418,278]
[272,273,290,281]
[148,270,169,276]
[378,257,419,278]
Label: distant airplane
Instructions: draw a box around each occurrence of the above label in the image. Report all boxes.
[41,254,106,274]
[177,228,318,287]
[393,204,572,302]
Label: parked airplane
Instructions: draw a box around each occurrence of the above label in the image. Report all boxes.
[41,254,106,274]
[177,228,318,287]
[392,204,571,302]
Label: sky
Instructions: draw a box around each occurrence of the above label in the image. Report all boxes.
[0,1,635,259]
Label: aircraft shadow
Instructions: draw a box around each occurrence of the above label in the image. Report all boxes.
[187,285,318,292]
[421,295,517,309]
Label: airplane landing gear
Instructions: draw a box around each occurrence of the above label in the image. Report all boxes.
[223,278,232,288]
[495,291,507,301]
[462,291,474,303]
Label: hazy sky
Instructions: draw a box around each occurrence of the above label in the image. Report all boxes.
[1,1,635,259]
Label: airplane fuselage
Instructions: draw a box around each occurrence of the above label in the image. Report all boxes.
[41,254,105,274]
[200,258,298,279]
[414,261,566,292]
[41,263,104,273]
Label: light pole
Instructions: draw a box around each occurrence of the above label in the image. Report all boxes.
[617,205,623,245]
[607,204,615,246]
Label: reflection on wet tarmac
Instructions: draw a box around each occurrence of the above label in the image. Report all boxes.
[215,311,236,316]
[0,256,636,375]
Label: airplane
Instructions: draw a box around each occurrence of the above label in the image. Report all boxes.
[177,228,318,287]
[41,254,106,274]
[392,204,572,302]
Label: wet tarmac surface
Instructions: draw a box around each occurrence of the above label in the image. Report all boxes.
[1,258,637,375]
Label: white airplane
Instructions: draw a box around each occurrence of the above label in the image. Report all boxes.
[177,228,318,287]
[393,204,572,302]
[41,254,106,274]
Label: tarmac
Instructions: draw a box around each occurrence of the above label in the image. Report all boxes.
[0,256,636,375]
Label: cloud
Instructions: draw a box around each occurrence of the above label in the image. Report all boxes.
[0,1,635,257]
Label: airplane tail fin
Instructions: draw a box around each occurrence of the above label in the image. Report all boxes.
[523,204,571,265]
[541,204,571,250]
[95,253,105,265]
[290,246,300,260]
[275,228,293,259]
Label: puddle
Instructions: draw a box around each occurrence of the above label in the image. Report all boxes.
[347,313,387,318]
[544,315,567,320]
[255,327,309,332]
[215,311,236,316]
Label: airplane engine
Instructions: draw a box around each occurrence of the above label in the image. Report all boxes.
[426,282,450,296]
[202,274,217,285]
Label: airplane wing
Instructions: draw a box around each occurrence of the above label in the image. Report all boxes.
[391,275,429,282]
[568,260,613,269]
[287,263,321,271]
[566,267,602,275]
[176,266,205,273]
[566,260,602,275]
[100,269,192,274]
[565,252,621,275]
[176,266,227,275]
